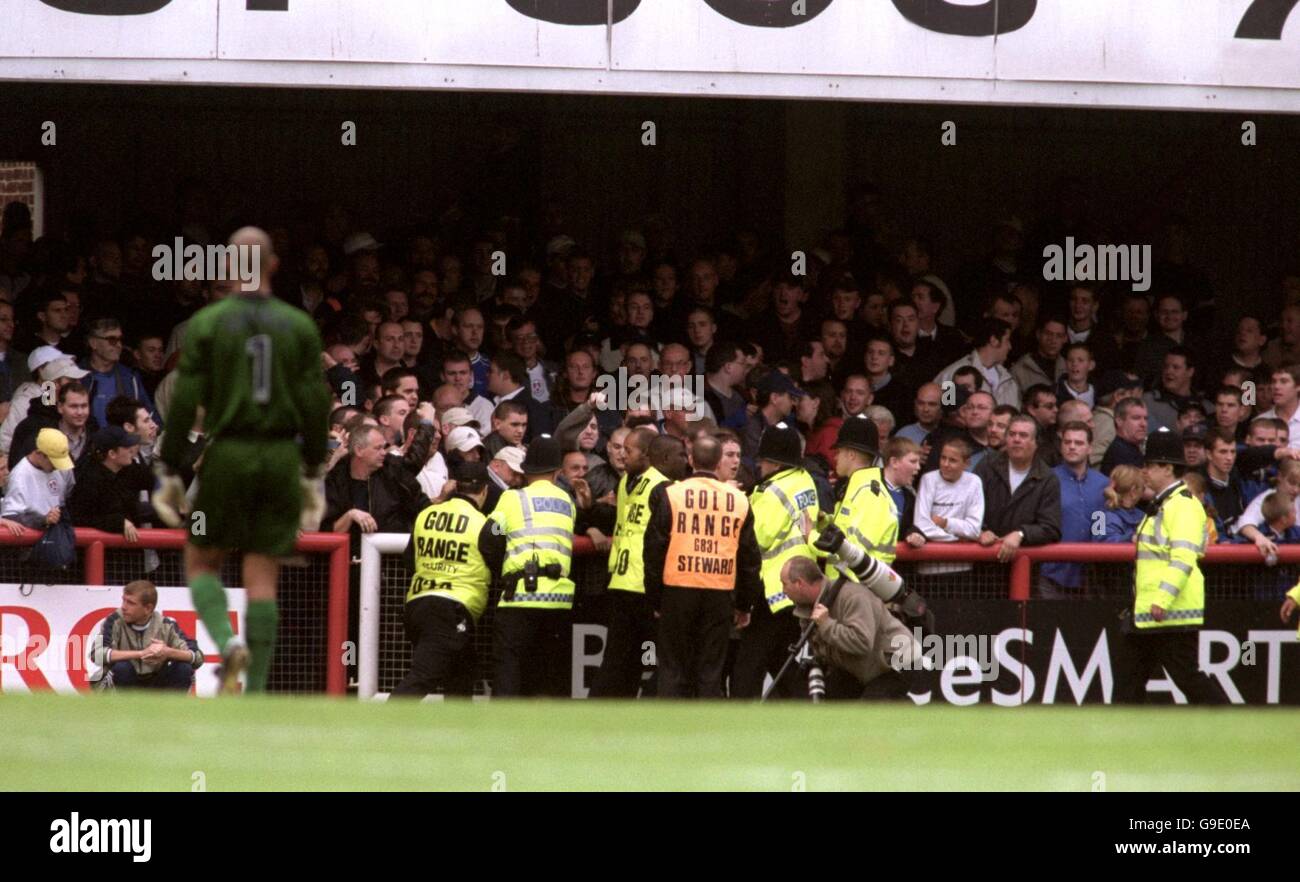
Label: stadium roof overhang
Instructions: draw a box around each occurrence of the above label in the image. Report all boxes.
[3,0,1300,114]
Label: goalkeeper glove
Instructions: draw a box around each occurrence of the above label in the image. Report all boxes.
[151,463,188,529]
[300,464,328,531]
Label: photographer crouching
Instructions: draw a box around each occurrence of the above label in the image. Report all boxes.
[778,531,930,700]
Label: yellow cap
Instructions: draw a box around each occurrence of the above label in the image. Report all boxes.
[36,428,74,471]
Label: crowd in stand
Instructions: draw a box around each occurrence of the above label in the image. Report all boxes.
[2,191,1299,599]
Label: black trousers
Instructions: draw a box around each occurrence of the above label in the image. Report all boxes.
[1119,627,1228,705]
[657,587,734,698]
[591,589,655,699]
[823,665,915,701]
[730,600,807,699]
[492,607,572,698]
[391,597,476,698]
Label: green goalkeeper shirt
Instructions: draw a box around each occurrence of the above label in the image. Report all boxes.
[160,293,331,471]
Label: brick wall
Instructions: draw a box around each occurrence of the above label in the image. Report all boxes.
[0,162,39,223]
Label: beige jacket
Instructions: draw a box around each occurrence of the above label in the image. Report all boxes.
[802,581,917,685]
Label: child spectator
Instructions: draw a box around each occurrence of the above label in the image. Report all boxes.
[89,579,203,691]
[1099,464,1144,542]
[909,438,984,577]
[1234,459,1300,558]
[880,436,923,536]
[1234,491,1300,600]
[1056,341,1095,407]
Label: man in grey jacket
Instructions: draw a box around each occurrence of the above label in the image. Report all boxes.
[90,580,204,691]
[974,414,1063,561]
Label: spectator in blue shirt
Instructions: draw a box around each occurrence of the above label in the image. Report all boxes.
[1040,421,1109,598]
[1099,464,1145,542]
[78,318,161,431]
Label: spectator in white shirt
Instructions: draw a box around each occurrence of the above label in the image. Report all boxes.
[908,438,985,576]
[1,428,75,529]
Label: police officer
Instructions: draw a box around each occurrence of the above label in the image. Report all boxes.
[393,461,502,698]
[824,415,898,572]
[592,426,669,698]
[645,433,763,697]
[489,434,577,697]
[1123,429,1225,704]
[730,421,820,698]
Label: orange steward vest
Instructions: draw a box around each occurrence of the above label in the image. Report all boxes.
[663,476,749,590]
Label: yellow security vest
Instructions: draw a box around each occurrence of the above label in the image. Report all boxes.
[608,466,669,594]
[407,496,491,620]
[1134,481,1208,629]
[823,466,897,579]
[490,479,577,610]
[750,466,819,614]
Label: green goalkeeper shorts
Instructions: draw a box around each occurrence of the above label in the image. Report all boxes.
[190,438,303,557]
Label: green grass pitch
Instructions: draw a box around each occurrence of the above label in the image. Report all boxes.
[2,694,1296,791]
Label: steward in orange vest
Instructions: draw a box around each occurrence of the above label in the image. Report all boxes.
[644,434,763,698]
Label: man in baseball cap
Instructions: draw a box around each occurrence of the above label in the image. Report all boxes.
[91,425,142,456]
[485,445,525,510]
[439,406,478,432]
[28,345,90,382]
[0,428,75,530]
[445,426,486,462]
[0,348,91,456]
[491,445,525,483]
[742,371,805,471]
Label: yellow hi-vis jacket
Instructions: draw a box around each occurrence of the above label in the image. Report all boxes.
[407,496,492,620]
[608,466,669,594]
[750,466,819,614]
[489,479,576,611]
[1134,480,1208,629]
[823,466,897,579]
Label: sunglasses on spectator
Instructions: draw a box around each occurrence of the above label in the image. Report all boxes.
[95,334,124,344]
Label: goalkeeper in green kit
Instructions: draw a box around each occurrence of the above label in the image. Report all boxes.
[153,227,331,694]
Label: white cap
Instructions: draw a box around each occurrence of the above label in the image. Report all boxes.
[342,231,382,256]
[446,426,484,454]
[493,445,525,475]
[439,406,477,431]
[29,345,68,373]
[29,346,88,380]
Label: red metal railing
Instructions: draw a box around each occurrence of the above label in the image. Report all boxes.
[0,527,351,694]
[893,542,1300,600]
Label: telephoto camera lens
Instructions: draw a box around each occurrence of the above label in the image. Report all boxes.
[807,665,826,703]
